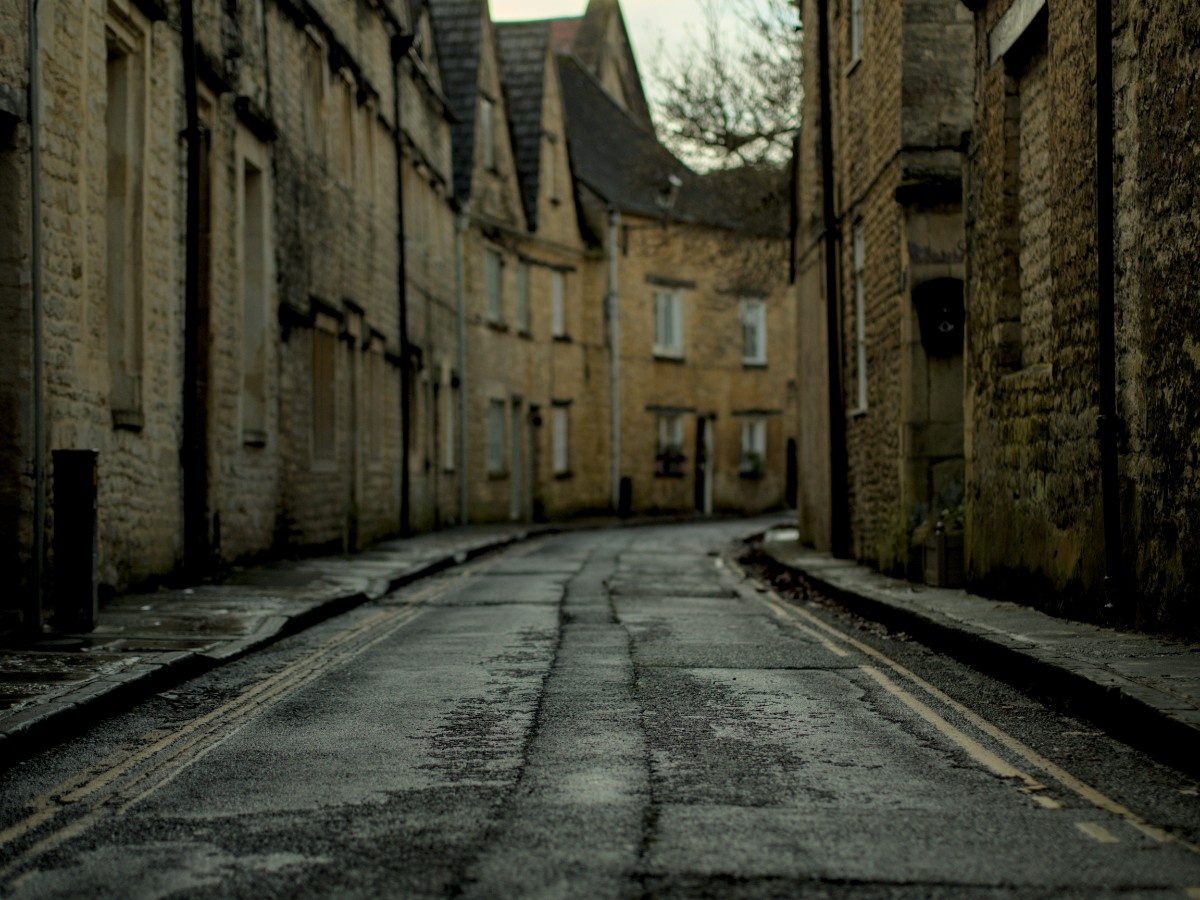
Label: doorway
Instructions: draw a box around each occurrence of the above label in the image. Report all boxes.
[694,415,713,515]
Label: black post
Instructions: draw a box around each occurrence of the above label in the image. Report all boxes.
[51,450,98,633]
[817,0,850,558]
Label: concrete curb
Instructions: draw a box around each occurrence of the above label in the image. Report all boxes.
[0,530,537,762]
[757,542,1200,777]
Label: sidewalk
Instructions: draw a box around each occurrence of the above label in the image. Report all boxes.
[0,523,547,756]
[758,527,1200,772]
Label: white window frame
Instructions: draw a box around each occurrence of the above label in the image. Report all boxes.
[852,222,868,413]
[653,289,684,359]
[487,398,506,475]
[442,368,456,471]
[551,271,566,338]
[552,406,569,475]
[741,299,767,365]
[517,262,531,332]
[851,0,864,63]
[485,248,503,322]
[740,418,767,477]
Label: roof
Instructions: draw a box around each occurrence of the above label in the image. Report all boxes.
[496,21,551,230]
[557,55,788,236]
[568,0,653,132]
[428,0,485,199]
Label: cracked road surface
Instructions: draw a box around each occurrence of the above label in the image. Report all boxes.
[3,521,1200,897]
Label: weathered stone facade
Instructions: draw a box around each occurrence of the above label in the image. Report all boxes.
[794,0,973,571]
[1,0,798,637]
[963,0,1200,633]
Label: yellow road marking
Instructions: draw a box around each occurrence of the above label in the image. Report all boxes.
[762,596,850,658]
[730,557,1200,855]
[860,665,1041,786]
[0,546,518,881]
[1077,822,1121,844]
[1032,794,1064,810]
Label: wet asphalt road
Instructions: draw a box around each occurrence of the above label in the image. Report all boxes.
[3,520,1200,898]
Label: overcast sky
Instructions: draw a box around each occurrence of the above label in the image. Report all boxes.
[489,0,729,101]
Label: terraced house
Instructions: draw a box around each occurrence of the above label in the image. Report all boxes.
[1,0,796,638]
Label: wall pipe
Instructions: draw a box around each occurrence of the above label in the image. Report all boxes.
[817,0,850,558]
[1095,0,1123,601]
[608,207,621,513]
[454,207,469,525]
[28,0,45,636]
[180,0,208,576]
[392,31,415,537]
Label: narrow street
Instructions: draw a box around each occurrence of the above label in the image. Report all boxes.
[2,521,1199,898]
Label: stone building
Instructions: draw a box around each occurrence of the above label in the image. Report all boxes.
[0,0,415,634]
[961,0,1200,633]
[555,0,796,517]
[0,0,798,638]
[430,0,604,525]
[402,0,463,532]
[793,0,973,573]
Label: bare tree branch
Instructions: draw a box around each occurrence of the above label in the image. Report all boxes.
[652,0,802,171]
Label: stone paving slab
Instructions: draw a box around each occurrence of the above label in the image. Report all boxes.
[759,528,1200,770]
[0,524,546,757]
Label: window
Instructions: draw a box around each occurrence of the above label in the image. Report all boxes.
[303,29,326,152]
[240,143,270,445]
[544,133,558,200]
[366,343,386,461]
[553,407,569,475]
[741,299,767,365]
[850,0,864,62]
[481,96,496,170]
[487,399,506,474]
[485,248,503,322]
[653,289,684,358]
[443,369,456,471]
[336,71,355,182]
[740,419,767,478]
[312,316,338,463]
[106,12,148,426]
[655,414,686,477]
[852,222,868,412]
[517,262,531,332]
[551,271,566,337]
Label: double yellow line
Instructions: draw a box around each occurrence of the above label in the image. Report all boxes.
[0,558,493,885]
[731,558,1200,858]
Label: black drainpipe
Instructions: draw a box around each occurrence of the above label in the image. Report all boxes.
[392,30,415,536]
[180,0,208,576]
[1095,0,1123,604]
[817,0,850,558]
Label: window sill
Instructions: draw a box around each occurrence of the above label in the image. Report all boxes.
[442,466,457,475]
[653,350,685,363]
[487,320,508,333]
[554,470,573,480]
[487,470,509,481]
[739,470,766,480]
[112,409,144,432]
[742,359,768,369]
[654,471,686,479]
[517,328,533,339]
[243,428,268,448]
[552,334,572,343]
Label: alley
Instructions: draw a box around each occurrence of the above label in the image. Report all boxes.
[2,521,1200,897]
